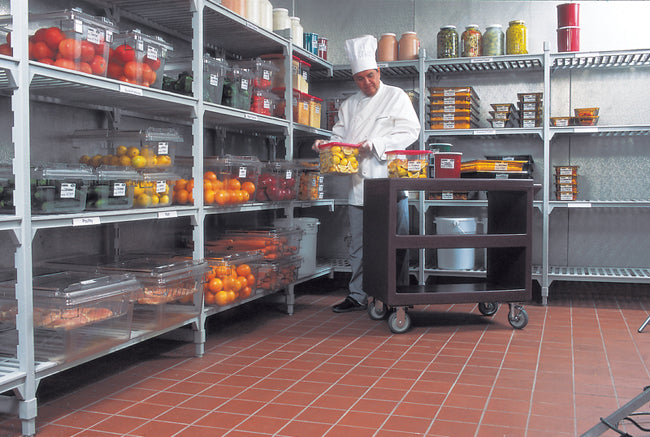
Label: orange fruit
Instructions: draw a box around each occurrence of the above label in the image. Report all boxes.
[204,171,217,181]
[240,286,252,299]
[204,292,216,305]
[213,179,224,191]
[203,179,213,191]
[186,179,194,191]
[221,276,234,291]
[208,277,223,293]
[236,264,251,277]
[226,290,236,303]
[175,179,188,191]
[241,190,250,202]
[204,189,216,204]
[215,265,230,278]
[246,274,256,286]
[215,190,228,206]
[232,277,243,292]
[126,146,140,158]
[206,269,216,281]
[228,178,241,191]
[214,291,229,306]
[174,189,189,204]
[241,181,256,194]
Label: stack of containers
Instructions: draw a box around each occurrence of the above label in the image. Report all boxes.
[517,92,543,128]
[487,103,519,128]
[428,86,480,130]
[110,29,173,89]
[236,57,279,116]
[557,3,580,52]
[296,160,324,201]
[222,65,254,110]
[554,165,579,201]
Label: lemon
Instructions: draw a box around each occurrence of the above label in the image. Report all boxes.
[90,154,103,168]
[151,194,160,205]
[115,145,128,157]
[126,146,140,158]
[159,194,170,205]
[156,155,172,167]
[79,155,90,165]
[119,155,132,166]
[136,193,152,207]
[131,155,147,169]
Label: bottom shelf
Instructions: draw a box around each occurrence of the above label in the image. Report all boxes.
[377,282,529,307]
[533,265,650,284]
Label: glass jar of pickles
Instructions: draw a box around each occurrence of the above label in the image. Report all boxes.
[437,25,458,59]
[461,25,482,57]
[506,20,527,54]
[483,24,504,56]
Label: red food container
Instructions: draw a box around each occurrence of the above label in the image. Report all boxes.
[557,26,580,52]
[557,3,580,27]
[432,152,462,178]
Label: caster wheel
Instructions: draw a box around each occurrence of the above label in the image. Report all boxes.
[478,302,499,316]
[388,311,412,334]
[509,307,529,329]
[368,300,388,320]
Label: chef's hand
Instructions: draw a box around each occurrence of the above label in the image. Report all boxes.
[358,140,373,155]
[312,139,327,153]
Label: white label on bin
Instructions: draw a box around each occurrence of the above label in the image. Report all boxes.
[443,121,455,129]
[559,184,573,192]
[106,30,113,43]
[73,217,100,226]
[318,192,324,199]
[302,102,309,110]
[264,98,271,109]
[119,84,143,96]
[522,119,538,128]
[155,181,167,193]
[443,113,455,121]
[559,168,574,175]
[522,102,537,111]
[285,170,292,179]
[440,158,456,169]
[559,193,576,201]
[112,182,126,197]
[157,142,169,154]
[443,97,455,105]
[74,19,83,34]
[147,45,159,61]
[407,161,421,172]
[441,191,453,200]
[443,89,456,97]
[238,167,247,178]
[60,183,76,199]
[241,78,249,91]
[558,176,573,184]
[443,105,455,113]
[86,27,101,44]
[137,40,144,51]
[302,71,308,81]
[494,163,508,171]
[209,74,220,86]
[263,69,271,80]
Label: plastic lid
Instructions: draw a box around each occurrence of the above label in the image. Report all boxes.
[386,150,432,156]
[466,24,480,29]
[318,142,360,149]
[96,167,142,181]
[381,33,397,37]
[441,25,457,29]
[434,151,463,155]
[273,8,288,12]
[31,163,96,181]
[402,31,417,35]
[486,24,503,28]
[32,271,139,305]
[509,20,526,25]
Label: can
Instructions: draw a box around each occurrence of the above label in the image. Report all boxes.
[317,37,328,60]
[303,32,319,55]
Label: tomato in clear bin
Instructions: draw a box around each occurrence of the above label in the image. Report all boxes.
[38,57,55,65]
[79,40,96,63]
[114,44,136,64]
[141,63,155,86]
[30,41,54,61]
[43,27,65,51]
[31,28,48,43]
[106,62,123,79]
[123,61,144,81]
[58,39,82,60]
[77,62,92,75]
[90,55,107,75]
[119,75,139,85]
[144,56,161,71]
[0,43,12,57]
[54,58,76,70]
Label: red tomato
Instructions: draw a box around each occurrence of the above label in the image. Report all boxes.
[114,44,136,64]
[38,58,55,65]
[77,62,93,75]
[58,39,82,60]
[54,58,76,70]
[43,27,65,51]
[0,43,12,57]
[29,41,54,61]
[144,56,161,71]
[90,55,107,75]
[123,61,144,81]
[119,75,139,85]
[31,28,48,43]
[144,69,156,87]
[106,62,123,79]
[79,40,96,63]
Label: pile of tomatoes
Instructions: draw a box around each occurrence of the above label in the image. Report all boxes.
[204,262,256,306]
[27,27,109,76]
[255,171,298,201]
[172,171,257,206]
[106,43,161,87]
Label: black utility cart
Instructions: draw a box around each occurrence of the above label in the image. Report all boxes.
[363,178,534,333]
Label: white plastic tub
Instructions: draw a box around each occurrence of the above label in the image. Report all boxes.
[274,217,319,277]
[435,217,477,270]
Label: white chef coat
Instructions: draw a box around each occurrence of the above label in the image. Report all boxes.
[330,81,421,205]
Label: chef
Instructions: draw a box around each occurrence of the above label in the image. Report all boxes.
[314,34,421,313]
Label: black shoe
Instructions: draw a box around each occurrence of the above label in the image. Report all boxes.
[332,297,367,313]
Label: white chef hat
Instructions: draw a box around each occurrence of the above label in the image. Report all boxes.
[345,35,378,75]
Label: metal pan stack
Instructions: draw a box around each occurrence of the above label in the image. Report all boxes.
[517,93,543,128]
[487,103,518,128]
[554,165,579,201]
[428,86,480,130]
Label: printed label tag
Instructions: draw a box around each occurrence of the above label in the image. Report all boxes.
[60,183,76,199]
[112,182,126,197]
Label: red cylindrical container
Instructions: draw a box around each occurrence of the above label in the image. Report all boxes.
[557,26,580,52]
[557,3,580,27]
[317,37,328,60]
[432,152,462,178]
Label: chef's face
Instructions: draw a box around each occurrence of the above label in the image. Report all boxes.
[353,68,381,97]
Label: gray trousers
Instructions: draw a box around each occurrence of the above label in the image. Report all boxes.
[348,196,409,305]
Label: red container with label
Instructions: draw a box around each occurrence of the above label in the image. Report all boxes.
[557,3,580,27]
[432,152,462,178]
[557,26,580,52]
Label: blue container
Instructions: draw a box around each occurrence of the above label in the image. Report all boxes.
[303,32,318,55]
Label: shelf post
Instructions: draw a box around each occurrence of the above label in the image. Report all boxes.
[541,40,551,305]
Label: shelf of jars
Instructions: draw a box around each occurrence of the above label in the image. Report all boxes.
[29,63,197,122]
[532,265,650,284]
[426,53,544,76]
[551,48,650,71]
[203,102,289,134]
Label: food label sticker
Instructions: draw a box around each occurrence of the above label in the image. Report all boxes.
[210,74,220,86]
[285,170,292,179]
[494,163,508,171]
[80,279,96,285]
[155,181,167,193]
[241,78,249,90]
[522,119,537,128]
[558,176,573,184]
[112,182,126,197]
[443,113,455,121]
[318,192,324,199]
[443,121,455,129]
[443,97,455,105]
[158,211,178,218]
[137,40,144,51]
[471,57,493,63]
[157,142,169,154]
[106,30,113,43]
[523,102,537,111]
[555,119,570,127]
[440,159,456,169]
[491,121,506,128]
[238,167,247,178]
[119,84,143,96]
[495,173,509,179]
[441,191,453,200]
[443,89,456,97]
[264,98,271,109]
[559,184,573,192]
[74,19,83,34]
[60,183,76,199]
[377,63,389,68]
[244,113,258,121]
[147,45,159,61]
[302,71,308,81]
[523,95,537,102]
[559,193,575,201]
[86,27,101,44]
[263,70,271,80]
[559,168,574,175]
[73,217,100,226]
[443,105,455,113]
[303,102,309,110]
[407,161,421,172]
[315,105,320,114]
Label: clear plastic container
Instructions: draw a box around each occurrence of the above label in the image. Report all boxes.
[222,66,254,110]
[205,155,261,205]
[203,54,228,104]
[294,90,310,125]
[257,255,302,292]
[220,228,303,260]
[550,117,574,127]
[27,8,117,76]
[111,29,173,88]
[0,164,14,214]
[257,161,300,201]
[296,160,323,200]
[250,88,277,116]
[236,58,279,91]
[87,167,141,210]
[132,170,177,208]
[429,86,479,101]
[574,107,599,117]
[31,164,95,214]
[318,142,360,174]
[386,150,432,179]
[203,251,263,305]
[518,92,543,103]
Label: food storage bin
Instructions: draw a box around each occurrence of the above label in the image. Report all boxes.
[111,29,173,88]
[0,164,14,214]
[294,89,310,125]
[203,251,263,306]
[274,217,319,277]
[205,155,261,205]
[296,160,323,200]
[131,170,177,208]
[31,270,138,363]
[555,191,578,201]
[31,164,95,214]
[519,109,543,120]
[256,161,300,201]
[432,152,462,178]
[576,116,599,126]
[484,154,535,173]
[386,150,432,178]
[218,227,303,260]
[27,9,117,77]
[520,118,542,128]
[430,121,476,130]
[430,114,481,125]
[554,165,579,176]
[256,255,302,292]
[556,183,578,193]
[318,142,360,175]
[555,174,578,185]
[295,57,310,94]
[429,95,478,107]
[550,116,574,127]
[236,57,278,90]
[574,107,599,117]
[517,92,543,103]
[87,167,141,210]
[427,191,469,200]
[518,100,543,112]
[487,119,516,128]
[308,94,323,128]
[222,66,254,110]
[250,88,277,116]
[429,87,479,102]
[260,53,303,89]
[460,160,528,173]
[203,54,228,104]
[491,103,517,113]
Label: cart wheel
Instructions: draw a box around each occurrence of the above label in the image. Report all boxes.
[368,299,389,320]
[388,310,412,334]
[508,307,529,329]
[478,302,499,316]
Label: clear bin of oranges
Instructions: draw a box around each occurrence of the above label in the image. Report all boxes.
[318,142,360,174]
[130,170,176,208]
[203,251,263,307]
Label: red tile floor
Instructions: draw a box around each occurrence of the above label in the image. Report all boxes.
[2,278,650,436]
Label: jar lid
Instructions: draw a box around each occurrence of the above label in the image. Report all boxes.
[509,20,526,25]
[466,24,480,29]
[402,31,417,35]
[441,25,457,29]
[273,8,288,13]
[290,16,300,22]
[486,24,503,28]
[381,32,397,37]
